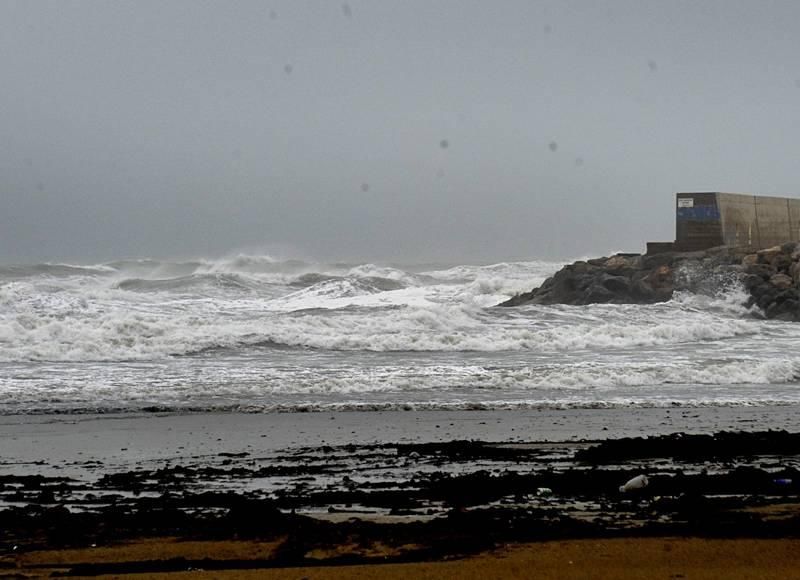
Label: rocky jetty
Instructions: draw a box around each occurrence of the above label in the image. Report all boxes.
[500,242,800,321]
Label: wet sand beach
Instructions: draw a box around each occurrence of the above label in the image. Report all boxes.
[2,408,799,577]
[3,406,798,471]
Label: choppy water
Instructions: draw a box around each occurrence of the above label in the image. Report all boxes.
[1,255,799,414]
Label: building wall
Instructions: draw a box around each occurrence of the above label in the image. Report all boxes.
[716,192,800,249]
[652,192,800,254]
[789,200,800,242]
[754,195,795,247]
[716,193,757,247]
[675,192,723,250]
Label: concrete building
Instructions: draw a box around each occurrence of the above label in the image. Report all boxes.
[647,192,800,254]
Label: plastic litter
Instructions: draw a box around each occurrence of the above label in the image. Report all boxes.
[774,478,793,486]
[619,474,649,493]
[536,487,553,496]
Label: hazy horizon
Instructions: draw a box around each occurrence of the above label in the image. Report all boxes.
[3,1,800,265]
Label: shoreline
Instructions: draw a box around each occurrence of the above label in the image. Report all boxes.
[3,405,799,473]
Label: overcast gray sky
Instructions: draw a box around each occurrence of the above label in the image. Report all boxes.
[2,0,799,264]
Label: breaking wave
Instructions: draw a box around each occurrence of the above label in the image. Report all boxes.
[0,257,568,361]
[0,293,762,362]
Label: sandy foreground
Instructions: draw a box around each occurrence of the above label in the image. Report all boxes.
[2,408,800,577]
[8,537,800,578]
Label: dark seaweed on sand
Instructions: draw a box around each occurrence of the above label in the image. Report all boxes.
[576,430,800,463]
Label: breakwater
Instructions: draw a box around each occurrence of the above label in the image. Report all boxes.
[501,243,800,321]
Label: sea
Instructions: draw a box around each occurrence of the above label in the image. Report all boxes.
[1,254,799,416]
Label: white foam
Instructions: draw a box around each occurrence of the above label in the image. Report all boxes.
[0,279,774,362]
[2,353,799,414]
[0,257,794,366]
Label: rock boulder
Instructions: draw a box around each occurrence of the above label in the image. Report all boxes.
[500,245,800,321]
